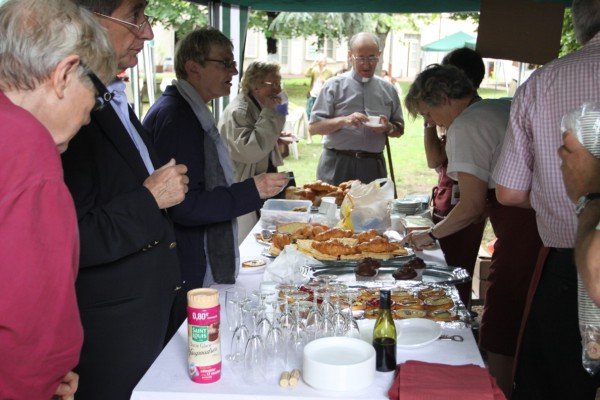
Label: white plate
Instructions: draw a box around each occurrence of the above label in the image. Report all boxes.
[364,122,384,128]
[395,318,442,348]
[357,318,441,349]
[239,260,267,275]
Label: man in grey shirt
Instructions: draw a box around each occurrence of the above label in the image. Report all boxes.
[309,32,404,185]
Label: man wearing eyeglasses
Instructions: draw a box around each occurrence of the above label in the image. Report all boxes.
[60,1,189,399]
[308,32,404,186]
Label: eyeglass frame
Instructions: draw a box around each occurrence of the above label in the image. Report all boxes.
[262,81,282,89]
[204,59,238,69]
[93,11,149,34]
[351,55,380,65]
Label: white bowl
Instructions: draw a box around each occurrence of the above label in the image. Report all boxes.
[303,337,375,392]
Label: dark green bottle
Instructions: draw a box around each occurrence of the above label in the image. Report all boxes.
[372,289,396,372]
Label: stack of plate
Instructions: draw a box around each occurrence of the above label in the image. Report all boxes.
[391,199,422,216]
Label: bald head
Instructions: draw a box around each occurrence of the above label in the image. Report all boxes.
[348,32,381,79]
[348,32,381,52]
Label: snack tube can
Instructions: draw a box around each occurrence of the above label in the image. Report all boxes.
[187,288,221,383]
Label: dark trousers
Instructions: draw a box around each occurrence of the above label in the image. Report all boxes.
[513,248,600,400]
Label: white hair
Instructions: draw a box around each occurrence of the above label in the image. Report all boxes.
[0,0,116,91]
[348,32,381,52]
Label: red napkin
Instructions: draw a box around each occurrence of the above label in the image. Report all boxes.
[388,360,506,400]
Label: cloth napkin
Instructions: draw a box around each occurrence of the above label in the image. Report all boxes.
[388,360,506,400]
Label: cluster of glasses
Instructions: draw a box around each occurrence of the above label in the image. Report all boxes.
[224,276,362,383]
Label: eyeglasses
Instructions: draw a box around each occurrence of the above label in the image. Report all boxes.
[262,81,282,89]
[80,63,113,111]
[93,11,149,34]
[352,56,380,65]
[205,59,238,69]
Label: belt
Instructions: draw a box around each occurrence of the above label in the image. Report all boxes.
[328,148,383,159]
[549,247,574,254]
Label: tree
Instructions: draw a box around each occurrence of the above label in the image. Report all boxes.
[147,0,208,41]
[560,9,581,57]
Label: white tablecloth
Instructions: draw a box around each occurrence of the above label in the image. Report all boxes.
[131,225,484,400]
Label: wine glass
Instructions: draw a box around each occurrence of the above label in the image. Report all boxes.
[344,288,361,339]
[264,309,287,378]
[276,283,297,330]
[329,284,349,336]
[243,302,266,384]
[225,287,246,332]
[305,282,324,341]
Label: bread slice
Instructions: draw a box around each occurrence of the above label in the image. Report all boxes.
[276,222,309,235]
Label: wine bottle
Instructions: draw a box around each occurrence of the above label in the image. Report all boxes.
[372,289,396,372]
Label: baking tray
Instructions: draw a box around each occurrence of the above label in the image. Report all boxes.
[306,262,470,286]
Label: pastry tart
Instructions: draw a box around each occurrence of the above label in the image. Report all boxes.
[393,298,425,310]
[417,287,446,300]
[394,309,427,319]
[427,309,459,321]
[424,295,454,311]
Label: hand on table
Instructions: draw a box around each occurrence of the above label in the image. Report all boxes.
[144,158,189,209]
[253,172,289,199]
[558,131,600,203]
[53,371,78,400]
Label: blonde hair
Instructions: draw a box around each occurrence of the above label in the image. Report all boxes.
[0,0,116,91]
[241,61,280,93]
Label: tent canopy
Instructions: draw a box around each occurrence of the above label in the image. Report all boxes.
[197,0,571,13]
[422,31,476,52]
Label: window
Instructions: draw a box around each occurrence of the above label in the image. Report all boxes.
[280,38,289,65]
[326,39,334,60]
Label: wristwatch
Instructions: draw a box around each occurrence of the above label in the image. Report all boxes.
[427,228,438,241]
[576,193,600,216]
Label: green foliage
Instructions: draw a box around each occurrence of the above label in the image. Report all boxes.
[147,0,208,40]
[269,12,371,49]
[560,9,581,57]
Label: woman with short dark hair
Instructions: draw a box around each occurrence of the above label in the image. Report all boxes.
[404,64,542,397]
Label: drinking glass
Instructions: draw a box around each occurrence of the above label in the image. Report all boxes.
[264,309,287,378]
[344,289,361,339]
[243,302,266,384]
[276,283,297,330]
[305,282,324,341]
[225,287,246,332]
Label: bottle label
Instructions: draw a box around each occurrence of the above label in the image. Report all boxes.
[187,305,221,383]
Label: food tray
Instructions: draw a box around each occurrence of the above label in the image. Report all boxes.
[295,278,471,329]
[306,261,470,286]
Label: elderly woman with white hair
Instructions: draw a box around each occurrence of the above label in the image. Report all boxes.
[0,0,114,398]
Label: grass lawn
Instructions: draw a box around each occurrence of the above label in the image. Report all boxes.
[282,77,506,199]
[282,76,506,247]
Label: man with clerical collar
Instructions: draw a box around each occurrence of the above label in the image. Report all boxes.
[308,32,404,186]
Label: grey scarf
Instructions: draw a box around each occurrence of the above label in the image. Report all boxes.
[173,79,239,285]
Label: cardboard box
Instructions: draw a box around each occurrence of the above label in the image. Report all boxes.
[472,256,492,301]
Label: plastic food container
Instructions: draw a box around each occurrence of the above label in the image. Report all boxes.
[260,199,312,229]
